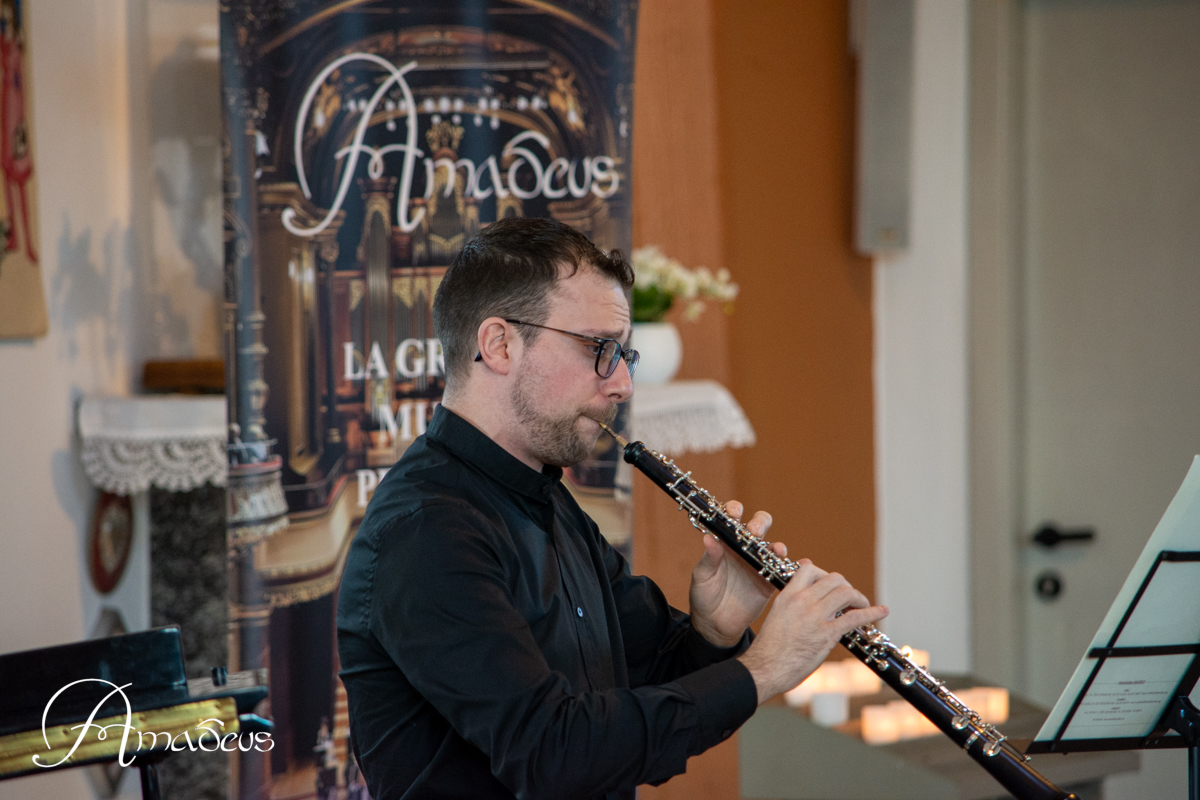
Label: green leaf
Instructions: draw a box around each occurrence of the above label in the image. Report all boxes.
[631,285,673,323]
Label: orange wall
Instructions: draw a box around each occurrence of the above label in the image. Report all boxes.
[631,2,739,797]
[717,1,876,600]
[631,1,875,798]
[631,0,733,603]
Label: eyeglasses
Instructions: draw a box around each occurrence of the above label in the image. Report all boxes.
[473,319,639,379]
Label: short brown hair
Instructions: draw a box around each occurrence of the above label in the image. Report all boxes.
[433,217,633,387]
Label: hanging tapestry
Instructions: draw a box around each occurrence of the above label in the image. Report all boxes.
[0,0,44,339]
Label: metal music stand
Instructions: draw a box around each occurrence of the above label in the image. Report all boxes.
[1027,457,1200,800]
[1027,550,1200,799]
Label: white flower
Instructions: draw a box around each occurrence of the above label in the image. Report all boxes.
[631,245,739,321]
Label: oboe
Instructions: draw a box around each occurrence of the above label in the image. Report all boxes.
[600,425,1077,800]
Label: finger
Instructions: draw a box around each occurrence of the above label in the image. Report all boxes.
[806,573,865,607]
[771,541,788,558]
[745,510,773,537]
[815,582,871,618]
[782,561,828,590]
[703,533,725,561]
[832,604,889,634]
[693,534,725,578]
[724,500,744,521]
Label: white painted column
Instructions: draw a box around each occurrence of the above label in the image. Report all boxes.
[873,0,970,672]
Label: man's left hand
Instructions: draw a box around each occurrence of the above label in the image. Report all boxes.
[688,501,782,648]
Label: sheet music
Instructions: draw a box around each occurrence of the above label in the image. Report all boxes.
[1115,560,1200,647]
[1035,455,1200,744]
[1059,655,1192,739]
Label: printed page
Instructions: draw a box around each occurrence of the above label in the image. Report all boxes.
[1035,455,1200,743]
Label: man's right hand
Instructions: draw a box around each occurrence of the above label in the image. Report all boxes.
[736,560,888,704]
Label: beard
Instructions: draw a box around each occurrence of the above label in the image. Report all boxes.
[511,378,618,468]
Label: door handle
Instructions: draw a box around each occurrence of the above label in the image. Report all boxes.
[1032,523,1096,549]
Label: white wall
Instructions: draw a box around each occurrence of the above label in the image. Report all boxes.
[873,0,971,672]
[1,2,140,796]
[0,1,218,797]
[2,0,136,652]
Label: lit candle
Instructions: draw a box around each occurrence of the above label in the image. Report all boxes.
[861,704,901,744]
[785,659,883,708]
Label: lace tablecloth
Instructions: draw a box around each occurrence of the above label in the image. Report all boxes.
[631,380,756,455]
[75,382,751,493]
[78,396,227,495]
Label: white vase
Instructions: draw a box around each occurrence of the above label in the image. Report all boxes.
[631,321,682,384]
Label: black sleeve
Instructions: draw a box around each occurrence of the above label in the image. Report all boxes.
[369,503,758,799]
[599,525,753,681]
[598,518,758,759]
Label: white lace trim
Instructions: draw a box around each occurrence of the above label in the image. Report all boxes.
[81,437,227,495]
[631,380,756,456]
[78,396,227,495]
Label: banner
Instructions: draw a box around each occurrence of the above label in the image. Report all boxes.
[221,2,637,797]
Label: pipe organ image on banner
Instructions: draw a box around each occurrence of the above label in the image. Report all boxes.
[221,2,637,798]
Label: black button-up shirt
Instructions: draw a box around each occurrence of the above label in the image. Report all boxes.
[337,406,758,800]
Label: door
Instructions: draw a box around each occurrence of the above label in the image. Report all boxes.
[971,1,1200,795]
[1018,0,1200,714]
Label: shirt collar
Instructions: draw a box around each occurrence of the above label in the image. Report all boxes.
[426,405,563,503]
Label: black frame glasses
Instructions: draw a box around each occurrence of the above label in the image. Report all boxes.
[483,319,639,379]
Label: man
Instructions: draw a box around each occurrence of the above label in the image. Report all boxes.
[336,217,887,800]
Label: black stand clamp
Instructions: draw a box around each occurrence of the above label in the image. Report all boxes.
[1165,696,1200,800]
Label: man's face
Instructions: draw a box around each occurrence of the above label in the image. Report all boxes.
[511,267,633,468]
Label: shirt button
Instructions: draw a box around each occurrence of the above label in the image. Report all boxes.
[722,729,732,739]
[576,607,584,618]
